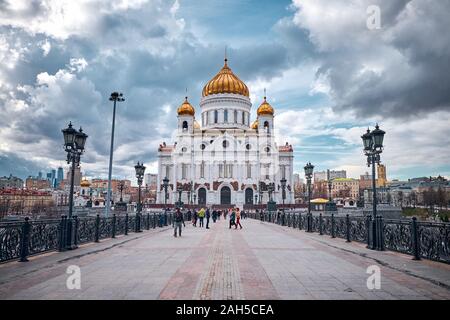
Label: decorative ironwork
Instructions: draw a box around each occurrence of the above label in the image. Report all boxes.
[350,217,368,243]
[28,219,60,256]
[0,222,22,262]
[418,221,450,263]
[77,217,97,244]
[383,219,412,255]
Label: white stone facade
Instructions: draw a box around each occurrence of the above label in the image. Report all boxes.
[156,64,294,208]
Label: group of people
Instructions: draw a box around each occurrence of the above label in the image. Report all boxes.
[172,207,247,237]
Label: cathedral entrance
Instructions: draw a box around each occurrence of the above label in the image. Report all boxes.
[220,186,231,205]
[198,188,206,205]
[245,188,254,204]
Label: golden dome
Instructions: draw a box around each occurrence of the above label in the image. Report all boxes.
[202,59,249,97]
[80,179,90,187]
[177,97,195,116]
[193,120,200,129]
[257,96,274,116]
[251,120,258,129]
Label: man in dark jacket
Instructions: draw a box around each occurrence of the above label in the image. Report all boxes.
[173,208,185,237]
[206,208,211,229]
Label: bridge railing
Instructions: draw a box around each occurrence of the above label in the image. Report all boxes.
[248,212,450,264]
[0,211,173,263]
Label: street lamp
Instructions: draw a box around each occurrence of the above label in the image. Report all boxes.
[106,92,125,218]
[177,186,183,208]
[134,162,146,232]
[62,122,88,250]
[304,162,314,232]
[162,177,169,207]
[361,124,385,250]
[254,194,258,206]
[280,178,287,209]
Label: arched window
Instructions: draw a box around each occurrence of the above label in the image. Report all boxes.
[182,121,188,131]
[242,112,245,124]
[198,188,206,205]
[264,121,269,132]
[224,109,228,123]
[234,110,238,124]
[214,110,218,123]
[220,186,231,205]
[245,188,254,204]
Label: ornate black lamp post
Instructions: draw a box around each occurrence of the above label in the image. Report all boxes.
[119,181,125,202]
[176,186,183,208]
[280,178,287,209]
[304,162,314,232]
[267,182,276,212]
[162,177,169,206]
[106,92,125,218]
[361,124,385,250]
[134,162,146,232]
[326,169,337,212]
[62,122,88,250]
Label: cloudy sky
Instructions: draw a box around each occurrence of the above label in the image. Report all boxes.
[0,0,449,183]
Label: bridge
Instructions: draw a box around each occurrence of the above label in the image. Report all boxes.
[0,212,449,300]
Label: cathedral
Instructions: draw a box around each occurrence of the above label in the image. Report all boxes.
[156,58,294,208]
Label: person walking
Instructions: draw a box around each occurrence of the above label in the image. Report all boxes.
[198,208,205,227]
[173,208,185,237]
[235,208,243,229]
[229,209,236,229]
[206,208,211,229]
[187,209,192,223]
[212,210,217,223]
[192,209,198,227]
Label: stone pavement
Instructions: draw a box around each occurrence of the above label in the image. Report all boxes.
[0,217,449,300]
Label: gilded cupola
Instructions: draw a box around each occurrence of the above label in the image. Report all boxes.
[257,96,274,116]
[202,59,249,97]
[177,97,195,116]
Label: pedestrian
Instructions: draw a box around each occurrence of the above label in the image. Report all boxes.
[187,209,192,222]
[229,209,236,229]
[235,208,243,229]
[173,208,185,237]
[192,209,197,227]
[212,210,217,223]
[198,208,205,227]
[206,208,211,229]
[258,209,264,222]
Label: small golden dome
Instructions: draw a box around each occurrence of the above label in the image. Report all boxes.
[202,59,249,97]
[177,97,195,116]
[80,179,90,187]
[257,96,274,116]
[193,120,200,129]
[251,120,258,129]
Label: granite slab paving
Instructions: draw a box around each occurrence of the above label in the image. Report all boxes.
[0,217,449,300]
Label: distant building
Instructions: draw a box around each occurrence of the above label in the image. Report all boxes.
[0,189,54,216]
[0,175,24,189]
[314,170,346,183]
[56,167,64,187]
[66,166,82,187]
[377,164,387,187]
[144,174,158,191]
[331,178,359,200]
[25,176,51,190]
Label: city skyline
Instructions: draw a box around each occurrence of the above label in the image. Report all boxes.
[0,0,449,183]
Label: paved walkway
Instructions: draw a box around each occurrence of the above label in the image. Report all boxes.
[1,217,449,300]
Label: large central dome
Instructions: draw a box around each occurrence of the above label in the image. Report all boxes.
[202,59,249,97]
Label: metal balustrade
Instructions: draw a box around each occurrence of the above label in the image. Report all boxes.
[248,211,450,264]
[0,211,174,263]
